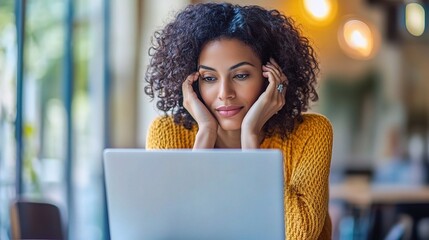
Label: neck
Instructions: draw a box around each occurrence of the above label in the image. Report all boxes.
[215,128,241,149]
[215,128,265,149]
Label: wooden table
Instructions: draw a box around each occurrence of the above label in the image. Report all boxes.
[330,176,429,206]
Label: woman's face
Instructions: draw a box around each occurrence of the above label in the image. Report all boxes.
[198,38,265,131]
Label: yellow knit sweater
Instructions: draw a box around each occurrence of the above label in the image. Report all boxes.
[146,113,333,239]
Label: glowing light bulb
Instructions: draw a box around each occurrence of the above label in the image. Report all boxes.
[302,0,337,25]
[338,19,378,60]
[406,3,425,37]
[349,30,368,50]
[304,0,331,19]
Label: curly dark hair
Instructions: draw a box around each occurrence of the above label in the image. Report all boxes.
[144,2,319,138]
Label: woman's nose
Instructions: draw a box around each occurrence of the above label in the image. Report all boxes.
[218,79,235,100]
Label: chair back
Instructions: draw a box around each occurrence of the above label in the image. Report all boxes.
[10,199,64,240]
[384,214,413,240]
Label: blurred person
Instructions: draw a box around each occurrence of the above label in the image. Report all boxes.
[374,130,425,185]
[144,2,333,239]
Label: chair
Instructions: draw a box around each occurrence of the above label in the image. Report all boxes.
[417,217,429,239]
[10,199,64,240]
[384,214,413,240]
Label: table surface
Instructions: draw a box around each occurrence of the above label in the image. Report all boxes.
[330,176,429,206]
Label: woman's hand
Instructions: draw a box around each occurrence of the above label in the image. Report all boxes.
[182,72,218,148]
[241,58,288,148]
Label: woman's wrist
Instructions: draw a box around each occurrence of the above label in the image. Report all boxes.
[193,125,218,149]
[241,130,260,149]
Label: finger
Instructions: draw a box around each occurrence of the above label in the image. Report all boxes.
[183,73,198,90]
[182,73,199,106]
[269,57,281,70]
[263,71,281,98]
[275,87,285,113]
[263,64,282,80]
[264,68,285,97]
[268,59,283,77]
[269,58,288,84]
[263,66,282,87]
[265,65,287,88]
[282,74,288,85]
[189,72,199,84]
[266,60,286,112]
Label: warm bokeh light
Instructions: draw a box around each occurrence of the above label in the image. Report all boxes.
[343,20,373,57]
[301,0,337,25]
[405,3,425,37]
[338,19,379,60]
[304,0,330,19]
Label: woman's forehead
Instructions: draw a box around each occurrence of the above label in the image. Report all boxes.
[198,38,262,68]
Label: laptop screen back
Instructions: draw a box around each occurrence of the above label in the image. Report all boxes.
[103,149,285,240]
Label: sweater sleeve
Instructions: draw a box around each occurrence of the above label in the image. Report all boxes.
[286,114,333,239]
[146,116,196,149]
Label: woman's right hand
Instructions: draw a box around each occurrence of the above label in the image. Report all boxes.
[182,72,218,148]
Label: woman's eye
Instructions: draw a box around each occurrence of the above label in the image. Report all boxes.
[235,74,249,80]
[202,76,216,82]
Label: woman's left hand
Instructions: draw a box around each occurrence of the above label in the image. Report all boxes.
[241,58,288,148]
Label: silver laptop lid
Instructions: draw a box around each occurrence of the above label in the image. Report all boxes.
[103,149,284,240]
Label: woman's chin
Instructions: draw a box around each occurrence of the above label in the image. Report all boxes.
[218,120,242,132]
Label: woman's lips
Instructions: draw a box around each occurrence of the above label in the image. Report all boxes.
[216,106,243,117]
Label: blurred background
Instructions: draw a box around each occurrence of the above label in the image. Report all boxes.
[1,0,429,239]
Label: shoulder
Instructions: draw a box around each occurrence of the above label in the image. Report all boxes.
[281,113,333,149]
[149,116,178,131]
[146,116,196,149]
[148,115,197,136]
[295,113,333,138]
[264,113,333,149]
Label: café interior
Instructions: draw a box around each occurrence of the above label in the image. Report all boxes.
[1,0,429,239]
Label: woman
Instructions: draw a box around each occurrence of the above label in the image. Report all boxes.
[144,2,333,239]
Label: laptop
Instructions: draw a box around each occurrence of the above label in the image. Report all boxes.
[103,149,285,240]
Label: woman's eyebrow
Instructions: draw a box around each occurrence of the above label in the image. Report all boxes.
[198,65,216,71]
[198,62,255,72]
[229,62,255,70]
